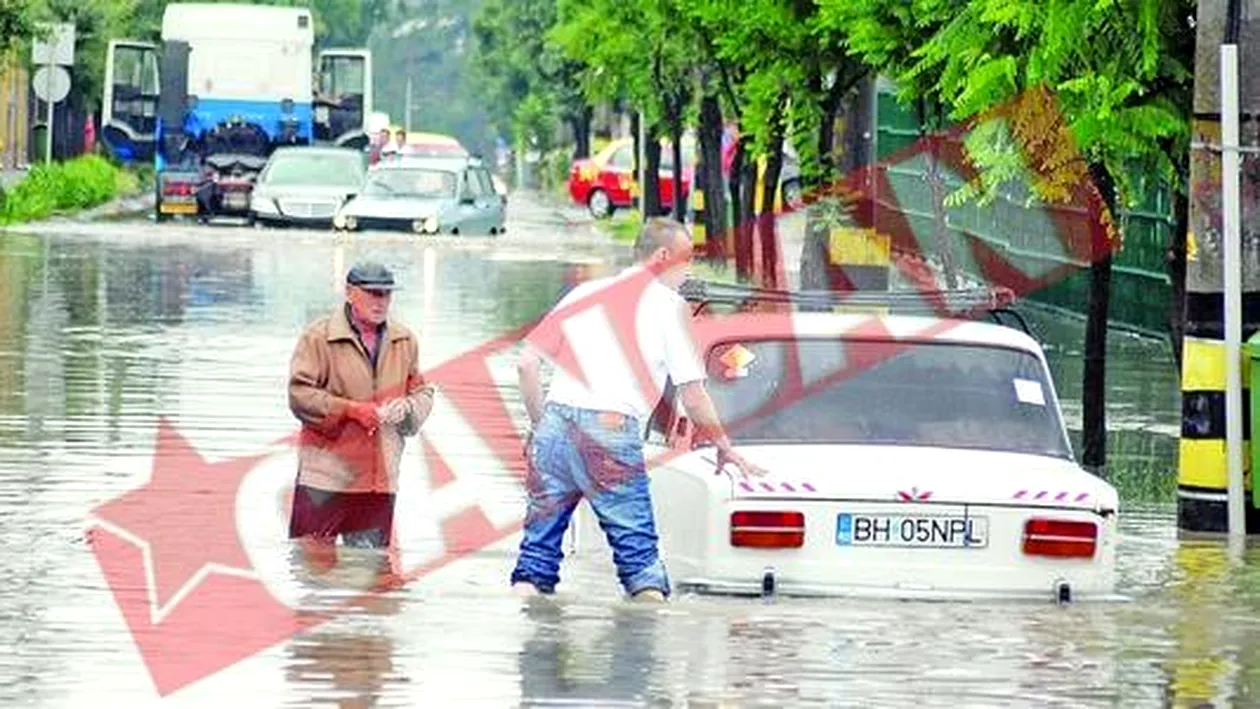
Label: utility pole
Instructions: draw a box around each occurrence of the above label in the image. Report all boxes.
[1179,0,1260,536]
[638,105,646,222]
[404,76,412,132]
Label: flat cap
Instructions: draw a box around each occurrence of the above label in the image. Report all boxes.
[346,261,398,290]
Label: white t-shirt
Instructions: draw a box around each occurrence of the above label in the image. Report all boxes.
[526,266,706,422]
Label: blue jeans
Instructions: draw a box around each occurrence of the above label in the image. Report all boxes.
[510,402,671,597]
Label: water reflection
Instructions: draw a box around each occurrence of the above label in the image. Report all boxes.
[286,585,405,709]
[1164,541,1250,708]
[518,602,664,707]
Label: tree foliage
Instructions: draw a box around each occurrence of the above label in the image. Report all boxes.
[906,0,1194,215]
[369,0,496,155]
[472,0,584,152]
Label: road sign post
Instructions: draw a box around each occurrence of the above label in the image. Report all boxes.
[31,23,75,164]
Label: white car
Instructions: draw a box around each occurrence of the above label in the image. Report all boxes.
[569,285,1120,603]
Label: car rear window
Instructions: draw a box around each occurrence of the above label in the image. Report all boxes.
[264,153,363,187]
[364,168,457,197]
[702,337,1074,459]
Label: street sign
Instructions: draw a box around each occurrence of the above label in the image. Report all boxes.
[32,66,70,104]
[32,23,75,66]
[31,23,75,164]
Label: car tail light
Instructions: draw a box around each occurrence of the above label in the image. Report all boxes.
[163,182,193,196]
[1022,518,1097,558]
[730,510,804,548]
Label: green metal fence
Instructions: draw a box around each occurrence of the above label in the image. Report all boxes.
[873,88,1175,337]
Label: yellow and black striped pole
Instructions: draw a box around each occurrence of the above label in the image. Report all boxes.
[1177,317,1255,533]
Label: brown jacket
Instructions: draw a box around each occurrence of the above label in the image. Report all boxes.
[288,303,434,493]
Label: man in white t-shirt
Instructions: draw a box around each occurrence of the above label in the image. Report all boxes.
[510,217,764,601]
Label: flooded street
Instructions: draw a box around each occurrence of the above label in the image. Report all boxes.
[1,192,1259,708]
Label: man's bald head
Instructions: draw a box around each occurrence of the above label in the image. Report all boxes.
[633,217,691,262]
[632,216,693,289]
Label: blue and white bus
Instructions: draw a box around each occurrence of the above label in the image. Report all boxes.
[100,3,372,221]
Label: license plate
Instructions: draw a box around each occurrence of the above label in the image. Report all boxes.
[159,202,197,214]
[835,513,988,548]
[224,193,248,209]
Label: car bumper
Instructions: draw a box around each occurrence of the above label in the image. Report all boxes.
[255,212,335,228]
[340,216,426,232]
[673,576,1125,603]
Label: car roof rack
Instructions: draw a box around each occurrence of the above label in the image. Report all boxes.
[678,279,1037,340]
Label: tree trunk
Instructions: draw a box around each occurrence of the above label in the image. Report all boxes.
[817,71,851,185]
[644,123,663,218]
[739,148,758,281]
[1082,162,1117,476]
[759,106,787,288]
[630,111,641,211]
[760,147,785,288]
[569,106,592,159]
[670,120,685,222]
[802,75,874,291]
[730,137,750,280]
[1168,186,1189,373]
[698,92,727,261]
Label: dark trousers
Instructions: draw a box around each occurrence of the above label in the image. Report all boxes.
[288,483,396,548]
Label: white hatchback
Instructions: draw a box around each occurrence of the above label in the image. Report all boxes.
[569,287,1120,603]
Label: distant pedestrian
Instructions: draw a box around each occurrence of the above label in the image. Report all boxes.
[510,217,765,602]
[369,127,391,165]
[287,260,435,555]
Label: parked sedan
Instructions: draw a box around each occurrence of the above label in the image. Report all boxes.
[249,146,367,228]
[333,156,505,235]
[568,136,694,219]
[568,283,1120,603]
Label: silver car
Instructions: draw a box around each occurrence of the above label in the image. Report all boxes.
[249,146,367,228]
[333,156,506,235]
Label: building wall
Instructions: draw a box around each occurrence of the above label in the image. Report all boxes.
[0,50,30,170]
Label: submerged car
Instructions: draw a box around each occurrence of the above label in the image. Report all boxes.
[569,284,1119,603]
[333,156,505,235]
[249,146,367,228]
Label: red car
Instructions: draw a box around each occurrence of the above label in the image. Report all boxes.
[568,137,693,218]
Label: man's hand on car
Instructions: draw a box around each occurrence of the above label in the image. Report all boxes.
[716,444,767,479]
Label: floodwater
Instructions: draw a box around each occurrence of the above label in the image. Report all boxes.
[1,192,1258,708]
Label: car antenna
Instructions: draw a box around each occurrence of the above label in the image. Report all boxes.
[678,279,1038,340]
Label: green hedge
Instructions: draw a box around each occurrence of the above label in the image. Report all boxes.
[0,154,139,225]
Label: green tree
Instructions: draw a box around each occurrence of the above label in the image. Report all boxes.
[551,0,697,217]
[0,0,39,51]
[884,0,1194,473]
[369,0,498,157]
[687,0,863,285]
[820,0,961,286]
[472,0,588,158]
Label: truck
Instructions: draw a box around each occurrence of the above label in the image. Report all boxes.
[99,3,373,222]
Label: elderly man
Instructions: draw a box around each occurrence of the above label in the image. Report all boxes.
[510,217,764,602]
[288,260,434,550]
